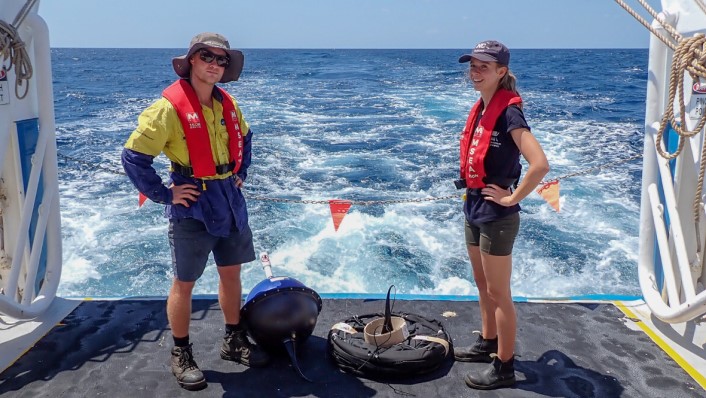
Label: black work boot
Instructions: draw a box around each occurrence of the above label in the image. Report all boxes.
[220,328,271,367]
[454,333,498,363]
[171,344,207,391]
[465,355,516,390]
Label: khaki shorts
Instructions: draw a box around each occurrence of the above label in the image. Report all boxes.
[464,212,520,256]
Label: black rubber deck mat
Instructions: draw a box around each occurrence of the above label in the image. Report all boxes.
[0,298,702,397]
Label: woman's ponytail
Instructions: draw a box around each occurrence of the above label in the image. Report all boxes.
[499,69,518,95]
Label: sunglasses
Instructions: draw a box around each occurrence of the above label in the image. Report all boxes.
[198,49,230,68]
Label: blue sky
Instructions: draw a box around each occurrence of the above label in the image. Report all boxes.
[40,0,662,49]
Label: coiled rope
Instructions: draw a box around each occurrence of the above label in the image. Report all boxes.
[614,0,706,252]
[0,0,37,100]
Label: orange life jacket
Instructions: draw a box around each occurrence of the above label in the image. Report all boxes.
[162,79,243,178]
[460,89,522,188]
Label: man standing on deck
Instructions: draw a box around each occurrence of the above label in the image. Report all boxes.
[121,32,270,391]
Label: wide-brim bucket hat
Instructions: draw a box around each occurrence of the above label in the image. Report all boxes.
[172,32,244,83]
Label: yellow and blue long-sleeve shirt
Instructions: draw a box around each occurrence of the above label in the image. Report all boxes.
[121,88,252,237]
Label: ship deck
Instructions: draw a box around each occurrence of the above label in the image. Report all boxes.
[0,296,704,397]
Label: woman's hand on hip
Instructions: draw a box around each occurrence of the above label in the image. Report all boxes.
[482,184,516,207]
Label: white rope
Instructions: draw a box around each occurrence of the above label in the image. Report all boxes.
[12,0,38,27]
[613,0,679,49]
[635,0,683,42]
[697,0,706,16]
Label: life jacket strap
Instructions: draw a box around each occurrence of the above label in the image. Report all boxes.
[171,161,235,177]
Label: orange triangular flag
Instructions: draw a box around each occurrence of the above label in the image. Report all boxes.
[536,181,560,212]
[138,192,148,208]
[329,199,352,231]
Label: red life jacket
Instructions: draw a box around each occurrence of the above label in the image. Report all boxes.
[460,89,522,188]
[162,79,243,178]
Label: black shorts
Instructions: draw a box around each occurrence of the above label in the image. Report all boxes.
[464,212,520,256]
[168,218,256,282]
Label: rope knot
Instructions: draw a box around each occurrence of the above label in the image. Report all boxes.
[11,39,25,51]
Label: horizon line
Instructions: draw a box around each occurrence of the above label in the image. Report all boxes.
[50,46,651,50]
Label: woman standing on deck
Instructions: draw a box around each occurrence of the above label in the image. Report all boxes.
[453,40,549,390]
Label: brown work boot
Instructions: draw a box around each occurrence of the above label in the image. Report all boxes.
[171,344,206,391]
[465,355,516,390]
[220,328,271,367]
[454,332,498,363]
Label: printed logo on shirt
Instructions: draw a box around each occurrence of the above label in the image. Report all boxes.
[490,130,501,148]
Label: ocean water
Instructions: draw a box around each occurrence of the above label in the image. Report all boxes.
[52,48,646,298]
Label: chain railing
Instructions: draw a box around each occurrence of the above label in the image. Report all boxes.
[57,151,643,205]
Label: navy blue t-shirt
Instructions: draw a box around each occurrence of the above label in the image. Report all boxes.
[464,104,530,224]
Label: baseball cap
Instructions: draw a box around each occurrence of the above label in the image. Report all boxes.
[458,40,510,65]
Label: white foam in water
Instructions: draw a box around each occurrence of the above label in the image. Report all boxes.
[61,255,102,287]
[54,49,644,299]
[412,277,474,296]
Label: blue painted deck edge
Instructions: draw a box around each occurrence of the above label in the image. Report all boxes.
[67,293,644,302]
